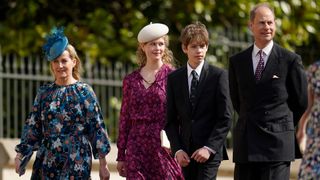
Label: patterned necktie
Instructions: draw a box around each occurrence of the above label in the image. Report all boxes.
[255,50,264,81]
[190,70,199,108]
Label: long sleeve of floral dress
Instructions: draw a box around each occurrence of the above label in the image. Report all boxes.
[15,87,45,159]
[116,76,132,161]
[15,82,111,179]
[83,84,111,159]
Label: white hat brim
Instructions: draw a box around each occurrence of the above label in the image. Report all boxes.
[137,23,169,43]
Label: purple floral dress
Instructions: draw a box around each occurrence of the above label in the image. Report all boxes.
[117,64,184,180]
[15,82,110,180]
[298,61,320,179]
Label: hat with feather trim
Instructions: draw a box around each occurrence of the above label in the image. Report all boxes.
[42,27,69,61]
[137,23,169,43]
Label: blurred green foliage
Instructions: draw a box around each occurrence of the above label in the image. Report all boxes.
[0,0,319,67]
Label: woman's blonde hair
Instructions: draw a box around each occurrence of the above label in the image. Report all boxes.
[50,44,82,80]
[136,35,174,67]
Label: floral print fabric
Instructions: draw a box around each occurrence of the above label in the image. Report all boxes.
[15,81,110,180]
[298,61,320,179]
[117,64,184,180]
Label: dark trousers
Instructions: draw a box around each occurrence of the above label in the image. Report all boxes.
[234,161,291,180]
[182,158,221,180]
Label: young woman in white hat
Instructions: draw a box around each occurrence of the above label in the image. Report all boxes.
[116,23,184,179]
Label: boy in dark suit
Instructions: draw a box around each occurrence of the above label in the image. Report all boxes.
[228,3,308,180]
[165,22,232,180]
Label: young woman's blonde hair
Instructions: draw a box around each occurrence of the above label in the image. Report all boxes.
[136,35,174,67]
[50,44,82,80]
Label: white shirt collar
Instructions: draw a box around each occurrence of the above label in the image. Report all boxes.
[253,40,273,57]
[187,60,204,78]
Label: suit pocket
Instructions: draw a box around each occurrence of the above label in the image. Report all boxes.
[265,117,294,132]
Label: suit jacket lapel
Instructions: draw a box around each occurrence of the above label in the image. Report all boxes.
[191,61,209,112]
[181,66,193,115]
[242,46,256,85]
[239,46,257,104]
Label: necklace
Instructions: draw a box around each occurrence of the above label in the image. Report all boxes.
[142,78,155,84]
[140,63,161,86]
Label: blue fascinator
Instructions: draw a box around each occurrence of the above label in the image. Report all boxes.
[42,27,69,61]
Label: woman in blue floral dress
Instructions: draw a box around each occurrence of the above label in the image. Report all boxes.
[14,27,111,180]
[297,60,320,179]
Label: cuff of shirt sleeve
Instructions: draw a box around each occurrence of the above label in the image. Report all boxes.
[203,146,216,154]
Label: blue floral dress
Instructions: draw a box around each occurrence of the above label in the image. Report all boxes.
[298,61,320,179]
[15,81,111,180]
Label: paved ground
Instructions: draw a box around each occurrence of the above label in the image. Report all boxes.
[3,169,125,180]
[3,168,233,180]
[1,142,300,180]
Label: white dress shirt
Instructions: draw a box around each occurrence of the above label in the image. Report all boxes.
[187,60,204,94]
[252,40,273,74]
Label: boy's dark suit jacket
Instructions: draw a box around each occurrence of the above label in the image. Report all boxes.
[228,43,308,163]
[165,61,232,161]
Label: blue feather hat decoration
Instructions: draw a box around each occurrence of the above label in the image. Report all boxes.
[42,27,69,61]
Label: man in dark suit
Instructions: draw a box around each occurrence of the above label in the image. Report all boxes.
[165,22,232,180]
[228,3,308,180]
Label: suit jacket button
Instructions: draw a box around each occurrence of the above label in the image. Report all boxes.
[192,120,195,123]
[264,111,269,115]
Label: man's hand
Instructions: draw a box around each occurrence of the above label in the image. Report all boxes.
[191,147,210,163]
[176,150,190,167]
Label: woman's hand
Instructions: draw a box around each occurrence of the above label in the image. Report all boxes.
[99,158,110,180]
[117,161,127,177]
[14,153,22,174]
[296,127,305,145]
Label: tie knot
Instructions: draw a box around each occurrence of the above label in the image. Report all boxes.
[191,70,198,79]
[258,50,264,58]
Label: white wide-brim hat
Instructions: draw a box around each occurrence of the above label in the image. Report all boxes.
[137,23,169,43]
